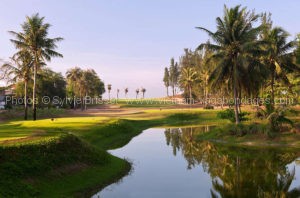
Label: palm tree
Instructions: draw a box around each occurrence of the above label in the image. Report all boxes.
[261,19,299,108]
[66,67,82,110]
[79,70,91,110]
[9,13,63,120]
[179,67,198,104]
[163,67,170,96]
[141,87,146,99]
[117,89,120,99]
[1,51,33,120]
[135,88,139,99]
[197,5,264,124]
[124,87,128,98]
[107,84,112,100]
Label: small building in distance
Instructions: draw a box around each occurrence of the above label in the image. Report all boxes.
[0,85,16,109]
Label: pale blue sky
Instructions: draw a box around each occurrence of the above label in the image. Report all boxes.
[0,0,299,98]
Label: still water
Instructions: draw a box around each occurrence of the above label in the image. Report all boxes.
[93,126,300,198]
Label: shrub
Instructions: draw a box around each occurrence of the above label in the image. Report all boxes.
[217,109,249,122]
[167,113,199,121]
[213,123,268,138]
[203,105,214,109]
[267,111,293,134]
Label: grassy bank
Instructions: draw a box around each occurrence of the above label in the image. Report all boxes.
[0,109,225,197]
[197,113,300,148]
[0,134,131,197]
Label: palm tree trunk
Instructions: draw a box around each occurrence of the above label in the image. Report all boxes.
[271,70,275,109]
[85,93,87,110]
[233,63,240,124]
[238,88,242,113]
[166,86,169,97]
[189,84,192,105]
[24,80,28,120]
[205,77,208,106]
[33,63,37,121]
[80,92,83,111]
[81,97,84,111]
[172,86,174,97]
[73,95,76,110]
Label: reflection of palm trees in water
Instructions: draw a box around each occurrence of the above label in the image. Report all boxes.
[164,127,300,197]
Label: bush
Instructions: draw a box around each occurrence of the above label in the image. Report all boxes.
[267,111,294,134]
[217,109,249,122]
[213,123,268,138]
[203,105,214,109]
[167,113,200,121]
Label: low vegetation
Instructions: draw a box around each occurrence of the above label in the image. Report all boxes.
[0,109,226,197]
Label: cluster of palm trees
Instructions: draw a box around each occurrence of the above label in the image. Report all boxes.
[66,67,105,110]
[106,85,147,99]
[166,5,300,124]
[1,13,63,120]
[1,13,108,118]
[136,87,146,99]
[163,58,180,97]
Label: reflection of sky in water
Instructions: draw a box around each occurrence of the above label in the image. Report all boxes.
[93,127,300,198]
[94,128,212,198]
[287,158,300,190]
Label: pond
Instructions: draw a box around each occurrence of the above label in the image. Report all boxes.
[93,126,300,198]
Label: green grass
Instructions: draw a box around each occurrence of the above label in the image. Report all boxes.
[197,121,300,147]
[0,108,66,121]
[107,98,187,108]
[0,134,130,197]
[0,109,225,197]
[35,155,130,198]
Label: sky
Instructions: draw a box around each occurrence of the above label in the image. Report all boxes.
[0,0,299,98]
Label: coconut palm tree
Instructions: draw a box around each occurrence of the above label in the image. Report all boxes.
[179,67,198,104]
[66,67,82,110]
[261,22,299,108]
[107,84,112,100]
[9,13,63,120]
[135,88,139,99]
[1,51,33,120]
[197,5,264,124]
[141,87,146,99]
[124,87,128,98]
[163,67,170,96]
[117,89,120,99]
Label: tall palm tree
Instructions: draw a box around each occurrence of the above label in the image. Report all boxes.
[261,24,299,108]
[135,88,139,99]
[163,67,170,97]
[141,87,146,99]
[9,13,63,120]
[179,67,198,104]
[66,67,82,110]
[197,5,264,124]
[124,87,128,98]
[1,51,33,120]
[107,84,112,100]
[117,89,120,99]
